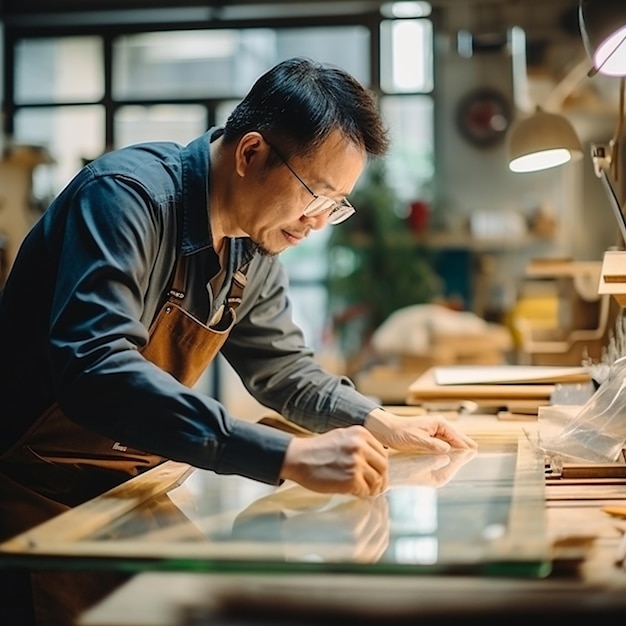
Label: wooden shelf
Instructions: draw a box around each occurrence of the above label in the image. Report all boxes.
[2,144,55,168]
[413,231,553,251]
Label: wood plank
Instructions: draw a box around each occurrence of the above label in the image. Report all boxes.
[0,460,193,552]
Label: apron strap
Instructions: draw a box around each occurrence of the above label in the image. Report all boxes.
[167,254,187,301]
[168,255,249,311]
[226,264,249,311]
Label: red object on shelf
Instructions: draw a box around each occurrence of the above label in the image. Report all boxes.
[408,200,430,233]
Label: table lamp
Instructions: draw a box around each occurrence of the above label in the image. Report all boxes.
[507,107,583,173]
[579,0,626,78]
[579,0,626,214]
[508,1,626,176]
[507,53,589,174]
[507,1,626,307]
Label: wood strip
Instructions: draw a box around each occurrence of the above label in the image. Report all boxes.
[0,460,193,552]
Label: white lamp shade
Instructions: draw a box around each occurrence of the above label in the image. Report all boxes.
[579,0,626,77]
[507,110,583,173]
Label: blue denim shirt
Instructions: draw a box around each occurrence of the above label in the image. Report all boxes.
[0,128,377,485]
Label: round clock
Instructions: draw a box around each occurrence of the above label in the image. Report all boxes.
[456,87,512,148]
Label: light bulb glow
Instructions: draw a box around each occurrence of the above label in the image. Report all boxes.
[509,148,572,173]
[595,26,626,76]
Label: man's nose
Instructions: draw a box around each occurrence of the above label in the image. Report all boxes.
[302,210,331,230]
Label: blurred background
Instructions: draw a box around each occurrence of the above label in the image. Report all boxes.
[1,0,623,414]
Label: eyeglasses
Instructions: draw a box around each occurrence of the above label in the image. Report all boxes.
[266,141,356,225]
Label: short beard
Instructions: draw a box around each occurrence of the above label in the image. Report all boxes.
[250,239,278,258]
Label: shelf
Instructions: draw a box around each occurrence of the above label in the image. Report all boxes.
[413,231,553,252]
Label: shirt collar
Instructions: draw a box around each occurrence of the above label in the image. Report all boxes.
[179,127,256,267]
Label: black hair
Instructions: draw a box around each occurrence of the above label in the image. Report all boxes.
[222,57,389,161]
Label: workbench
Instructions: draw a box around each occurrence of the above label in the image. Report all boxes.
[1,412,626,625]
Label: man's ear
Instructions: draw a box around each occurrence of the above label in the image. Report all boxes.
[234,132,267,178]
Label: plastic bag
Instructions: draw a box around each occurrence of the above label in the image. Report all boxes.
[540,357,626,463]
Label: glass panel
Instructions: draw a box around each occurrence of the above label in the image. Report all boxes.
[113,27,370,101]
[113,30,260,100]
[0,437,550,577]
[14,105,105,197]
[272,26,370,83]
[15,37,103,104]
[381,95,434,204]
[281,229,332,350]
[380,19,433,93]
[114,105,208,148]
[381,1,432,18]
[287,283,329,351]
[215,100,240,126]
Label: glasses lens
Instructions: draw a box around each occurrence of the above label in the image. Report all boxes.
[303,196,355,224]
[303,195,336,217]
[327,200,355,225]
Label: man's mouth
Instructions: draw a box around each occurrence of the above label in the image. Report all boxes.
[283,230,307,245]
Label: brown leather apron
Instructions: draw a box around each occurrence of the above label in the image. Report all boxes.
[0,254,248,626]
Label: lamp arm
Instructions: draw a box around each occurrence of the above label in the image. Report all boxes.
[544,57,592,111]
[597,167,626,247]
[610,78,625,181]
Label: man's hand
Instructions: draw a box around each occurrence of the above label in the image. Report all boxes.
[280,425,388,497]
[364,408,478,454]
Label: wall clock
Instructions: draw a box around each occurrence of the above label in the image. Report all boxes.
[456,87,512,148]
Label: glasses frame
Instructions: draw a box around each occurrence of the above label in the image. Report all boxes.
[264,139,356,225]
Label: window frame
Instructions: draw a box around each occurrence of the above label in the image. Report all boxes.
[1,5,439,355]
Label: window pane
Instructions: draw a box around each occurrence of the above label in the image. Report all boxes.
[273,26,370,84]
[288,284,329,351]
[216,100,240,126]
[113,30,262,100]
[381,95,434,204]
[282,229,330,283]
[113,27,370,101]
[380,19,433,93]
[114,105,208,148]
[282,229,331,350]
[14,105,105,196]
[15,37,103,104]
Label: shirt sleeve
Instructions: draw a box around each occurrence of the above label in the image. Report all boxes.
[221,257,380,433]
[48,174,292,485]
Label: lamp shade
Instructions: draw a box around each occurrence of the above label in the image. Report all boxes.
[507,109,583,173]
[579,0,626,77]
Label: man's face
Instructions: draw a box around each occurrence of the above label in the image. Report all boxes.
[238,129,366,256]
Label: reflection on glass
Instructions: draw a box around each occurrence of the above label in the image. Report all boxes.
[77,441,548,577]
[15,37,103,104]
[394,536,438,564]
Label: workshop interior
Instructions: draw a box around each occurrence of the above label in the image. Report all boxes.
[3,1,626,624]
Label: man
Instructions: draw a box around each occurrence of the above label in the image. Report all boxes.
[0,57,476,624]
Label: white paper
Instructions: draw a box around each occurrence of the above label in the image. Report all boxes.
[433,365,589,386]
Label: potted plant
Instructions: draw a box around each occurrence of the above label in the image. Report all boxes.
[326,160,441,362]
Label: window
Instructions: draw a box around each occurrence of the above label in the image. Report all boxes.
[380,18,433,94]
[6,3,435,363]
[113,27,370,101]
[15,36,103,103]
[114,105,208,148]
[14,105,105,195]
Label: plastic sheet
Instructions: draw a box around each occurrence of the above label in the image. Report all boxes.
[538,357,626,463]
